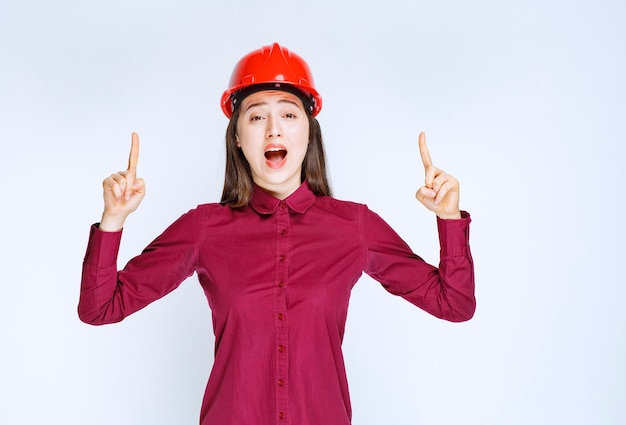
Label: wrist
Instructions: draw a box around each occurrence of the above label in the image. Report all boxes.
[99,212,128,232]
[437,210,462,220]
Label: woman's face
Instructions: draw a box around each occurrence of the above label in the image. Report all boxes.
[236,90,310,199]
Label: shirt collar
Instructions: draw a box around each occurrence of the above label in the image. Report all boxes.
[250,181,317,215]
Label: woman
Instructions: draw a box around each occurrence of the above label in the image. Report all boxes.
[79,42,475,425]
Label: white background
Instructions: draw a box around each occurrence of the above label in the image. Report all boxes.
[1,0,624,424]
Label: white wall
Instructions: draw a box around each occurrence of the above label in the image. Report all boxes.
[1,0,624,424]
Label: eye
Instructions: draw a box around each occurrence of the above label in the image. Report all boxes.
[284,112,297,119]
[249,115,264,122]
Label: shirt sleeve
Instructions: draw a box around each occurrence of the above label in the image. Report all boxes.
[78,208,202,325]
[363,209,475,322]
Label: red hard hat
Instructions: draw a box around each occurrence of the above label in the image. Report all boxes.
[220,42,322,118]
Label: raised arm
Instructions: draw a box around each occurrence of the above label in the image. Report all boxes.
[79,133,199,325]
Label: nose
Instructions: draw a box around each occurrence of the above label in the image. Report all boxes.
[265,114,282,138]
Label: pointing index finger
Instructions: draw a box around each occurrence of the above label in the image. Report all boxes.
[418,132,433,169]
[128,132,140,174]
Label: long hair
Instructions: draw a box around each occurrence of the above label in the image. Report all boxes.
[220,105,332,208]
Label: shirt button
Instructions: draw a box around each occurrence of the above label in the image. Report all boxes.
[278,379,285,387]
[277,313,284,321]
[278,345,285,353]
[279,202,286,209]
[279,255,286,262]
[279,412,286,420]
[280,229,287,235]
[278,281,285,288]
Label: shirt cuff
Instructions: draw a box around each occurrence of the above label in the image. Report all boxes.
[83,224,123,268]
[437,211,471,256]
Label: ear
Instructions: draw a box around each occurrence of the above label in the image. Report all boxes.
[235,134,241,147]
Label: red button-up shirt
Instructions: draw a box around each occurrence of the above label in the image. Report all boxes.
[79,182,475,425]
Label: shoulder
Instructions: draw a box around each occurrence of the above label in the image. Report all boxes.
[311,196,386,230]
[315,195,367,210]
[160,202,231,228]
[316,197,400,236]
[312,195,370,217]
[315,195,385,218]
[186,202,248,224]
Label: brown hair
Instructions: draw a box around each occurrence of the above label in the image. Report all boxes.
[220,105,332,207]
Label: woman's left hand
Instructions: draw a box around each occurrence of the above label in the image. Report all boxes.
[415,132,462,220]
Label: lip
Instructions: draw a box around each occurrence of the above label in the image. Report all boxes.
[264,143,288,169]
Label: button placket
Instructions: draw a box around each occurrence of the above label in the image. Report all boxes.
[273,202,291,422]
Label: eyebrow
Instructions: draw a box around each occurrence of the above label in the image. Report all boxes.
[244,98,301,113]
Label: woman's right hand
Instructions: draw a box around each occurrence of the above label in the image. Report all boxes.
[99,132,146,231]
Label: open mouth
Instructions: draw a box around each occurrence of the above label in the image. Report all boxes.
[264,146,287,167]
